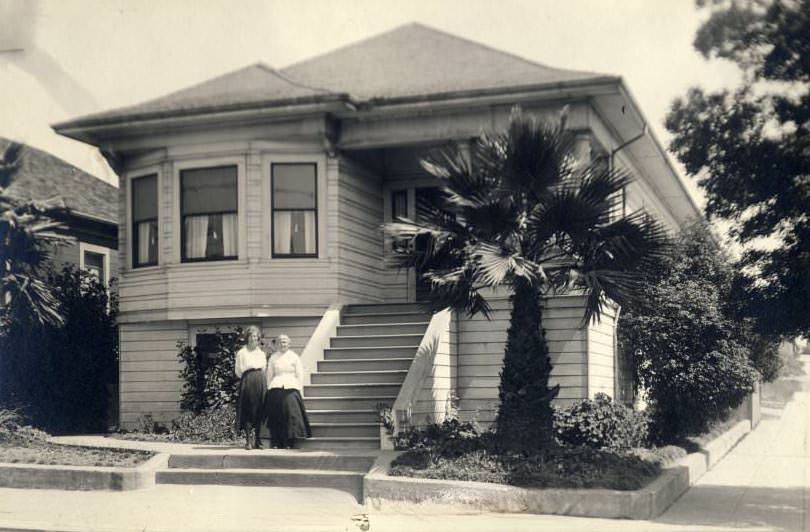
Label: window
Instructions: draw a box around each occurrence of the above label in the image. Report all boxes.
[79,242,111,285]
[390,190,408,252]
[181,165,238,262]
[131,174,158,267]
[272,163,317,257]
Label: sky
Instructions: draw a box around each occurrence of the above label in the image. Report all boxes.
[0,0,742,207]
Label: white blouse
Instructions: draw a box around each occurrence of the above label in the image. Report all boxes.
[234,346,267,378]
[265,350,303,392]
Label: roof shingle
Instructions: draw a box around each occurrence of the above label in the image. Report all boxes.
[1,139,117,224]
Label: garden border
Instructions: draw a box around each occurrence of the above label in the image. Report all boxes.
[0,451,169,491]
[363,419,752,519]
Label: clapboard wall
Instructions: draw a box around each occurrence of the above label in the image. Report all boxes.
[119,316,320,428]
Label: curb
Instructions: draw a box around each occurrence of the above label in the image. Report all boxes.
[363,419,752,519]
[0,451,169,491]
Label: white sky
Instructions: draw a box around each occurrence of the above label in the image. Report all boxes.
[0,0,741,207]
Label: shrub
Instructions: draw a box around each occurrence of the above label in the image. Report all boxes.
[0,266,118,434]
[553,393,649,451]
[0,409,49,446]
[177,328,243,413]
[170,406,238,443]
[393,418,486,458]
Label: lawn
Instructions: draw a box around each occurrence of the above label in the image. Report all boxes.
[0,441,154,467]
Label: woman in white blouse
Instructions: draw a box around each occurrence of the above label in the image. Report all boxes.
[234,325,267,450]
[264,334,311,449]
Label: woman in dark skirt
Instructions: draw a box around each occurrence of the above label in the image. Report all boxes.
[234,325,267,450]
[264,334,311,449]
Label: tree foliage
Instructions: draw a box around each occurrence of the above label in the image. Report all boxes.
[385,107,670,449]
[177,328,243,414]
[618,223,768,443]
[665,0,810,337]
[0,141,73,329]
[0,266,118,434]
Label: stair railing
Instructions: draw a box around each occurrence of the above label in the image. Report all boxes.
[299,304,342,387]
[390,308,454,435]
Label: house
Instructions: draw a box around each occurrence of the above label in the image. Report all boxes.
[1,139,118,285]
[53,23,700,448]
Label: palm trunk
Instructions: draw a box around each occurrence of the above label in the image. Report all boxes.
[495,277,559,449]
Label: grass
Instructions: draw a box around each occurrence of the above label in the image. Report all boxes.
[0,441,154,467]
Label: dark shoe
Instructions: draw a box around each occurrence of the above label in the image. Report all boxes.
[254,439,264,449]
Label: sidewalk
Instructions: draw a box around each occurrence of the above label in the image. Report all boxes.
[1,359,808,532]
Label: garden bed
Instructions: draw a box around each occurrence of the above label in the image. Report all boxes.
[0,441,153,467]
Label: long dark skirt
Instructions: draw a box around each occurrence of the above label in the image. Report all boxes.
[265,388,311,447]
[236,369,265,431]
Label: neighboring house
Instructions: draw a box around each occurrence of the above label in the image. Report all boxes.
[1,139,118,285]
[53,24,700,448]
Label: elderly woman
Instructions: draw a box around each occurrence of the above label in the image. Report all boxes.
[264,334,311,449]
[234,325,267,450]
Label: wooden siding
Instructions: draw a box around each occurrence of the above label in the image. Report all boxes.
[456,290,616,427]
[337,156,385,303]
[119,316,320,428]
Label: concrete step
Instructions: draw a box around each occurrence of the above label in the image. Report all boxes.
[297,437,380,450]
[323,346,416,360]
[308,409,379,424]
[318,358,413,372]
[156,468,365,500]
[331,334,424,348]
[344,303,424,315]
[167,453,376,472]
[336,322,428,336]
[304,383,401,398]
[303,395,396,411]
[311,423,379,438]
[311,370,407,385]
[342,311,429,325]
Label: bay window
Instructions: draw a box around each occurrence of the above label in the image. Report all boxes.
[181,165,238,262]
[271,163,317,257]
[131,174,158,267]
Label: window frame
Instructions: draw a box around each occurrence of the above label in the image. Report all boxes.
[79,242,111,286]
[128,170,160,270]
[270,162,319,259]
[179,164,240,264]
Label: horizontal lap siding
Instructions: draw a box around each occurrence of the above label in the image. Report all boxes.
[119,316,321,428]
[119,321,188,427]
[338,157,384,304]
[457,293,592,427]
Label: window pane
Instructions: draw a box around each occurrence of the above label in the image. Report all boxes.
[84,251,105,281]
[132,175,157,222]
[181,166,237,215]
[273,211,316,255]
[392,190,408,220]
[135,220,158,265]
[272,164,316,209]
[184,213,238,260]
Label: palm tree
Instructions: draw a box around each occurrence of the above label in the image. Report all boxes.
[385,107,670,449]
[0,141,72,329]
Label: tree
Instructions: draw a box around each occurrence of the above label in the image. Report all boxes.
[665,0,810,337]
[385,107,669,449]
[618,222,764,442]
[0,141,72,329]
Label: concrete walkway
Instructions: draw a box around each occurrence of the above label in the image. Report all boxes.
[2,359,809,531]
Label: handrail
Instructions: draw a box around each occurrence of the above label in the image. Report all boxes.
[391,308,453,433]
[299,304,342,387]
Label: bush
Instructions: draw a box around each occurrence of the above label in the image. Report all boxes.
[0,266,118,434]
[393,418,486,458]
[619,223,761,443]
[0,409,49,446]
[170,407,238,443]
[553,393,649,451]
[177,328,243,413]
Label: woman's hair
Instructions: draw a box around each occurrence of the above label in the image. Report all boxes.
[276,334,290,343]
[243,325,261,342]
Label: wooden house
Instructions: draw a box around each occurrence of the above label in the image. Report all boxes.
[53,24,699,448]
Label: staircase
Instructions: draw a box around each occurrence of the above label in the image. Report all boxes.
[301,303,430,450]
[156,452,377,501]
